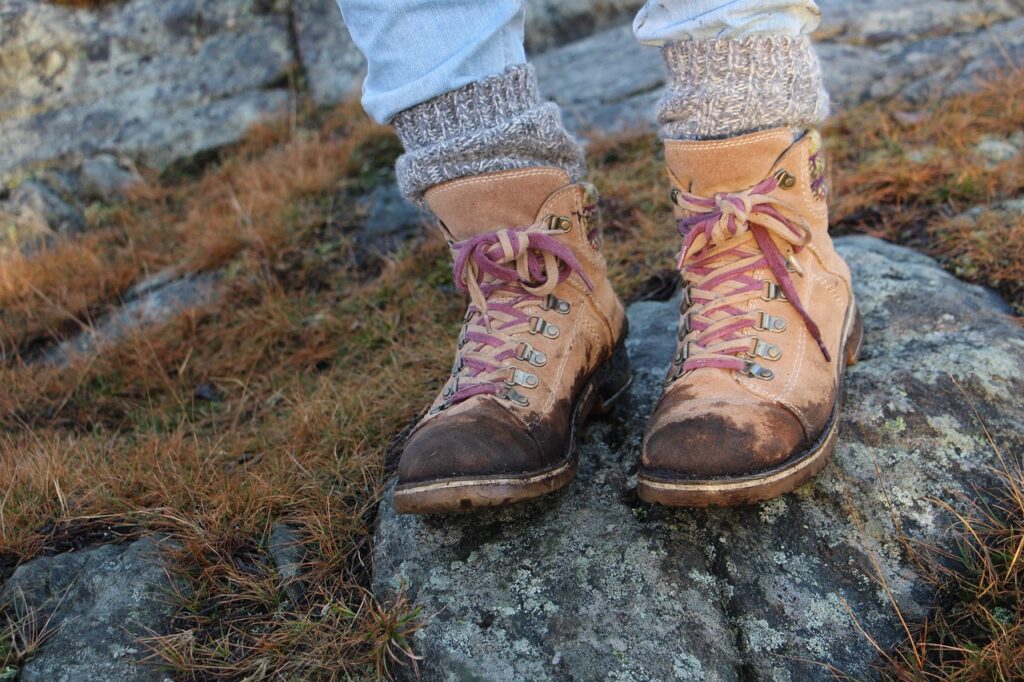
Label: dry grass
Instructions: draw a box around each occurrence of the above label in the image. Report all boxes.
[0,71,1020,678]
[1,102,435,678]
[876,382,1024,680]
[828,73,1024,311]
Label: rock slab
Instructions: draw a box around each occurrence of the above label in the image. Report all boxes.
[39,270,220,366]
[372,236,1024,680]
[2,536,183,682]
[0,0,294,178]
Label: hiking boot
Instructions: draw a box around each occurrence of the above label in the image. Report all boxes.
[394,168,631,514]
[639,129,863,507]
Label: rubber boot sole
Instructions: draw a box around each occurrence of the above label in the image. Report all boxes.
[393,336,633,514]
[637,301,863,508]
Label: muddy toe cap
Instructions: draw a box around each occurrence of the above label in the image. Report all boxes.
[641,401,807,480]
[397,400,560,487]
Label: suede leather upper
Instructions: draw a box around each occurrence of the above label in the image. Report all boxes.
[643,128,855,481]
[398,168,627,487]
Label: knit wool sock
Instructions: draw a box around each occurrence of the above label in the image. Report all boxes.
[391,64,586,204]
[657,35,830,140]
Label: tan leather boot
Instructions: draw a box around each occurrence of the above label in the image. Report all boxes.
[394,168,631,514]
[639,129,863,507]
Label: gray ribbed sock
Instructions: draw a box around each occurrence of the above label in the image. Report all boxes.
[391,64,586,204]
[657,35,830,140]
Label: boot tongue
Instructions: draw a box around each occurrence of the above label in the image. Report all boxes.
[424,167,571,241]
[664,128,795,196]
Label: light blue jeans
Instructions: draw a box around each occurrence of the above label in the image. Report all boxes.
[336,0,822,124]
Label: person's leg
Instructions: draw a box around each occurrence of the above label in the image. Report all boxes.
[336,0,584,203]
[634,0,829,140]
[336,0,629,514]
[636,2,861,507]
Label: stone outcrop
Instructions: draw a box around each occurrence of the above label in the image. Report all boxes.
[2,536,185,682]
[38,270,220,366]
[372,237,1024,680]
[0,0,295,180]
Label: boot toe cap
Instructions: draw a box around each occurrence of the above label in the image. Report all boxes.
[397,400,556,487]
[641,401,806,480]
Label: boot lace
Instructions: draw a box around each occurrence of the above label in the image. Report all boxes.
[433,217,593,412]
[669,173,830,383]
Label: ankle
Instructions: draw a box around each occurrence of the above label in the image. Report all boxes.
[391,64,586,205]
[656,35,830,141]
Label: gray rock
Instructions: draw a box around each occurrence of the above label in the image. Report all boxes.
[268,523,307,606]
[975,136,1021,165]
[78,154,143,201]
[524,0,643,54]
[357,181,428,237]
[953,194,1024,240]
[2,536,184,682]
[0,0,294,179]
[533,23,662,132]
[817,17,1024,105]
[292,0,365,106]
[815,0,1021,45]
[882,17,1024,103]
[990,197,1024,215]
[0,180,85,253]
[373,236,1024,680]
[41,270,219,366]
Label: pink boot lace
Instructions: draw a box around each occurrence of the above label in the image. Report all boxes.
[670,174,830,382]
[435,217,593,411]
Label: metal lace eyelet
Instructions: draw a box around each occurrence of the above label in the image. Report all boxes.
[677,313,693,341]
[670,188,681,205]
[761,281,788,302]
[666,364,686,385]
[451,355,463,376]
[530,316,560,339]
[457,328,468,348]
[542,294,571,315]
[751,337,783,361]
[680,284,692,310]
[548,215,572,233]
[754,312,787,333]
[442,375,459,399]
[742,361,775,381]
[503,388,530,407]
[505,367,539,389]
[786,257,801,275]
[515,342,547,367]
[775,169,797,189]
[429,402,450,415]
[673,342,691,366]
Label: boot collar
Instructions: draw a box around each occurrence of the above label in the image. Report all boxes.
[664,128,799,196]
[424,167,572,241]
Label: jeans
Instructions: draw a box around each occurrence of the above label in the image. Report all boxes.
[336,0,822,124]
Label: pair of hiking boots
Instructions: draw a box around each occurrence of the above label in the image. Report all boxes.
[393,128,863,514]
